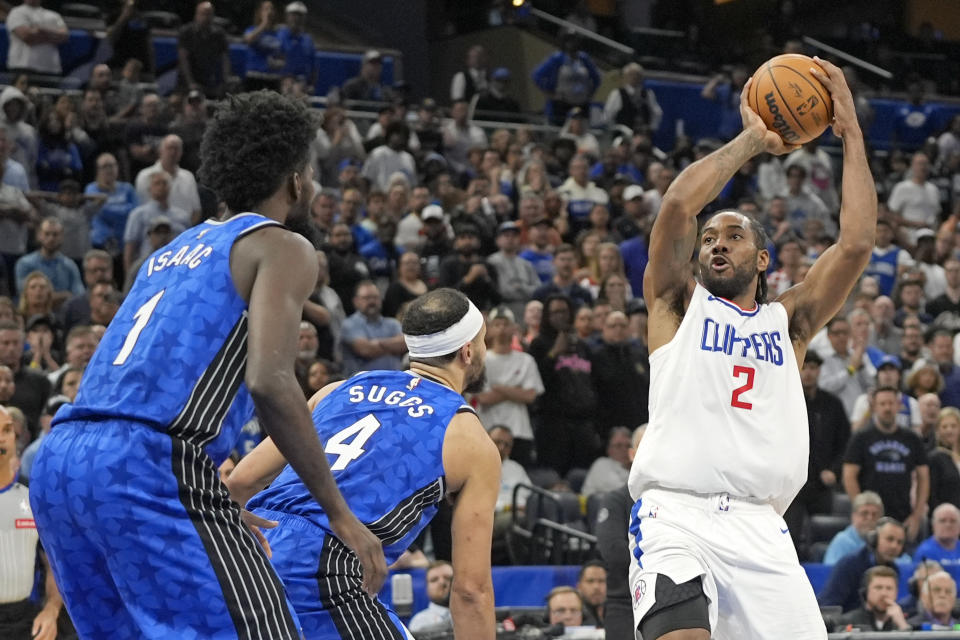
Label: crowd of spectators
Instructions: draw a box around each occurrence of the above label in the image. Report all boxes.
[3,0,960,636]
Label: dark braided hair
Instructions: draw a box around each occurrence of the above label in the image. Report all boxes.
[746,215,770,304]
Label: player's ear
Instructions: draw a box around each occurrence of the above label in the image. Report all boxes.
[757,248,770,272]
[460,341,473,366]
[288,171,302,203]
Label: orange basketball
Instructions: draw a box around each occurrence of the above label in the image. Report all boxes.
[746,54,833,145]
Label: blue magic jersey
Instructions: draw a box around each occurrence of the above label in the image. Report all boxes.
[55,213,281,464]
[249,370,470,564]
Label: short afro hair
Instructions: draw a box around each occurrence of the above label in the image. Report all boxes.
[402,288,471,367]
[199,91,316,214]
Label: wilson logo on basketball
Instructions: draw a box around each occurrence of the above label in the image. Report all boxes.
[763,92,800,143]
[15,518,36,529]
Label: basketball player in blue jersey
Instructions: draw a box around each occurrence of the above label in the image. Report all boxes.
[28,91,385,639]
[227,288,501,640]
[627,59,877,639]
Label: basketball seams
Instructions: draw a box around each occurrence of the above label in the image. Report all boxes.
[768,69,810,138]
[771,63,831,125]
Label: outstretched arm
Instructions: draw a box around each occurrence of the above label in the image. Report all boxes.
[779,57,876,343]
[645,79,798,351]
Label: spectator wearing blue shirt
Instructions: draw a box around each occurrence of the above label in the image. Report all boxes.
[893,77,939,151]
[531,33,601,126]
[0,121,30,193]
[928,331,960,410]
[532,244,593,308]
[85,153,138,257]
[35,111,82,193]
[701,65,749,141]
[122,171,190,273]
[277,2,316,90]
[359,218,401,292]
[914,503,960,567]
[340,280,407,376]
[519,216,555,284]
[824,491,884,565]
[243,1,285,76]
[818,518,906,613]
[14,217,83,305]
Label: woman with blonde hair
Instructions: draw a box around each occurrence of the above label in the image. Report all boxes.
[928,407,960,513]
[516,159,550,198]
[575,230,604,287]
[600,273,633,312]
[17,271,55,320]
[907,361,945,398]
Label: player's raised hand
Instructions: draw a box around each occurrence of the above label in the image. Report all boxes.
[740,78,802,156]
[808,56,858,139]
[330,514,387,596]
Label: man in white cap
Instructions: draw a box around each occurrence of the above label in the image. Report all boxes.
[343,49,386,103]
[229,288,500,639]
[278,1,317,90]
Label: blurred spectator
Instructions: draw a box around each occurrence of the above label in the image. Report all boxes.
[590,310,647,434]
[929,407,960,515]
[408,561,453,632]
[177,1,230,98]
[927,256,960,323]
[914,503,960,566]
[915,230,946,301]
[546,586,584,627]
[24,313,58,372]
[442,100,487,175]
[560,108,599,158]
[0,320,50,439]
[900,323,927,374]
[340,280,405,376]
[60,249,112,332]
[487,221,539,321]
[418,205,453,288]
[907,571,959,629]
[473,67,520,116]
[603,63,662,134]
[818,315,874,417]
[169,90,207,174]
[123,215,174,292]
[27,180,105,265]
[818,518,906,612]
[643,165,675,221]
[125,94,168,177]
[304,250,344,362]
[362,122,416,191]
[782,164,833,239]
[581,427,631,498]
[1,87,38,186]
[358,217,399,291]
[312,109,365,186]
[893,78,938,150]
[14,217,83,306]
[844,386,929,538]
[577,559,606,627]
[559,154,609,236]
[868,296,901,355]
[0,163,34,291]
[528,294,598,475]
[342,50,384,103]
[450,45,488,103]
[474,307,542,467]
[888,153,941,244]
[46,324,95,388]
[243,1,285,85]
[533,244,593,308]
[0,127,29,193]
[521,299,541,348]
[894,276,931,327]
[928,330,960,409]
[382,251,426,319]
[488,425,529,557]
[105,0,156,76]
[823,491,884,565]
[532,33,600,126]
[916,393,942,451]
[784,138,838,212]
[325,222,370,314]
[5,0,67,75]
[439,224,499,310]
[276,2,317,90]
[767,236,804,297]
[850,356,919,432]
[35,112,82,192]
[786,350,851,548]
[134,134,201,224]
[834,565,911,631]
[123,172,189,272]
[700,65,748,141]
[518,214,555,285]
[85,152,139,258]
[87,280,119,327]
[17,271,55,323]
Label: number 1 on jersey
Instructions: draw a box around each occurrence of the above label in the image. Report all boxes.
[325,414,382,471]
[113,289,165,365]
[731,365,755,410]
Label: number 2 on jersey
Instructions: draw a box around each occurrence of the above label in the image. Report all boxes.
[113,289,165,365]
[731,365,755,410]
[325,414,382,471]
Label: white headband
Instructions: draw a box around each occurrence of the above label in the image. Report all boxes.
[404,300,484,359]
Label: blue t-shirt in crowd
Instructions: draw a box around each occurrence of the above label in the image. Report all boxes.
[85,181,139,252]
[914,536,960,567]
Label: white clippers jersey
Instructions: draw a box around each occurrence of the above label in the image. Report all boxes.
[629,283,808,514]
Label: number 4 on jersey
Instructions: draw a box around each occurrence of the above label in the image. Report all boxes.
[731,365,755,410]
[325,414,382,471]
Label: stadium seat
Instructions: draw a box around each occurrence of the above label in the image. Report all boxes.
[831,492,851,517]
[809,514,848,544]
[808,541,829,563]
[526,467,562,490]
[507,484,596,565]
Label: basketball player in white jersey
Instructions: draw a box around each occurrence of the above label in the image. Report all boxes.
[628,58,876,640]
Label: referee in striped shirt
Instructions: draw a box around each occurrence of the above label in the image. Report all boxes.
[0,406,63,640]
